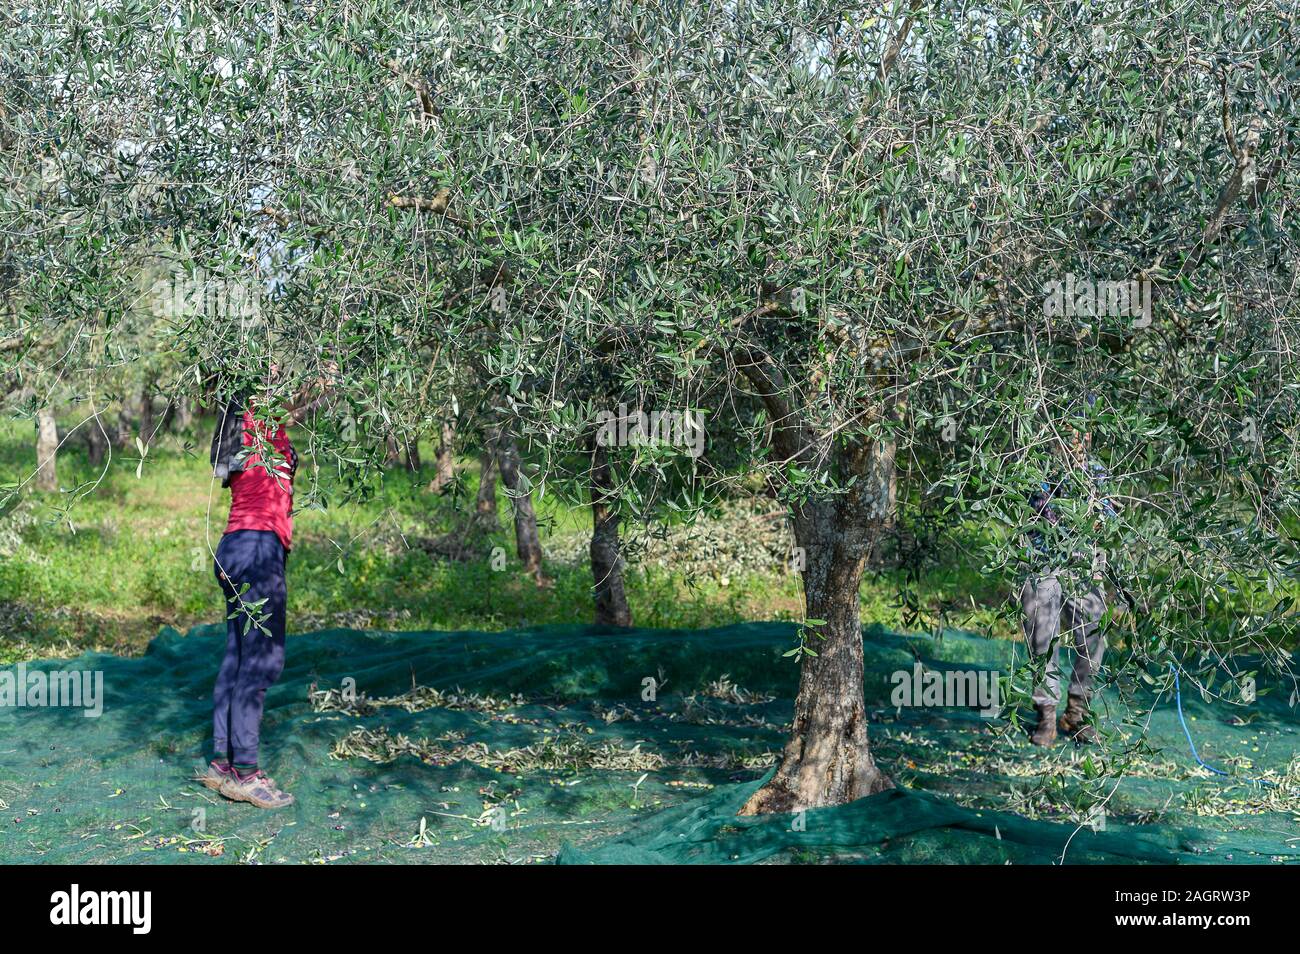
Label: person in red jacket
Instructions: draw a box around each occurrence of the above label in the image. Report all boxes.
[199,364,332,809]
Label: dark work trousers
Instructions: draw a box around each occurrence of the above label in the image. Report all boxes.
[1020,574,1106,708]
[212,529,288,766]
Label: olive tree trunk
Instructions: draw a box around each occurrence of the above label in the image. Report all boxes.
[139,382,156,444]
[588,440,631,627]
[429,421,456,493]
[34,408,58,491]
[737,497,893,815]
[492,427,545,581]
[115,402,134,448]
[87,415,110,467]
[734,345,896,814]
[167,396,194,434]
[475,451,498,520]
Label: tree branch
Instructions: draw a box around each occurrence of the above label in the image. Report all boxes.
[387,189,472,229]
[878,0,923,81]
[346,41,439,125]
[732,343,815,467]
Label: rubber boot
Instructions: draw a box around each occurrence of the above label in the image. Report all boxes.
[1029,703,1057,746]
[1058,694,1097,743]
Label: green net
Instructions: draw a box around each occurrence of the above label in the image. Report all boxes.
[1,622,1296,864]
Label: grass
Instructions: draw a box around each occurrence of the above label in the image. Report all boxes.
[0,415,1015,663]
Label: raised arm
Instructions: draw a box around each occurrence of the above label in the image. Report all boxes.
[283,362,339,425]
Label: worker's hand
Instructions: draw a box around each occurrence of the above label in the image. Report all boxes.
[316,359,340,391]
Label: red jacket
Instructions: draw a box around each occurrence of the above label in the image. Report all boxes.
[225,409,296,551]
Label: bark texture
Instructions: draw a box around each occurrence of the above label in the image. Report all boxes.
[475,451,498,520]
[492,427,545,580]
[733,343,897,815]
[737,496,893,815]
[429,421,456,494]
[589,441,631,627]
[87,416,110,467]
[115,403,133,448]
[139,383,156,445]
[34,408,58,492]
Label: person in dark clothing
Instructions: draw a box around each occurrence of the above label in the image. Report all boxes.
[199,365,332,808]
[1022,415,1118,747]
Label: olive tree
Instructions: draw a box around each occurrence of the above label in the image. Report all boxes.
[408,0,1300,812]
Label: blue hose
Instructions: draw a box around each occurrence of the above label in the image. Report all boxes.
[1169,663,1230,777]
[1169,662,1275,786]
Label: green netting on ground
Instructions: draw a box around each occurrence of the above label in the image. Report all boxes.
[0,622,1296,864]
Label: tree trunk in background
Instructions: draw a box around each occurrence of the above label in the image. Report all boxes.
[34,408,58,492]
[87,416,109,467]
[869,456,901,568]
[404,439,421,472]
[139,382,155,445]
[384,434,401,465]
[475,451,498,520]
[116,402,134,448]
[492,427,546,583]
[428,421,456,494]
[169,396,193,433]
[738,439,896,816]
[588,440,631,627]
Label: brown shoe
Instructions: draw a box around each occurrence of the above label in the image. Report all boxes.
[196,760,233,792]
[1029,703,1058,746]
[1058,694,1097,743]
[220,769,295,809]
